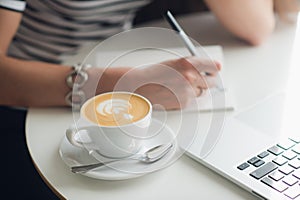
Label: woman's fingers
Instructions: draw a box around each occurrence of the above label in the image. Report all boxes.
[185,56,222,75]
[177,57,221,97]
[161,56,221,86]
[182,70,206,93]
[160,57,222,92]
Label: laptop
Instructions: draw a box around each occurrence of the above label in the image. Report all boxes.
[183,92,300,200]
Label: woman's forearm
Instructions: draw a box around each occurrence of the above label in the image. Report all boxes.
[0,55,71,107]
[0,8,73,107]
[205,0,275,45]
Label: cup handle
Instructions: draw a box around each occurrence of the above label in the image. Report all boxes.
[66,126,88,148]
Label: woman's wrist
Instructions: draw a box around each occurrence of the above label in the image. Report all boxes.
[65,63,91,110]
[65,66,133,109]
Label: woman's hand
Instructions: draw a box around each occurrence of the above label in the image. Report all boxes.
[135,57,221,110]
[93,56,221,110]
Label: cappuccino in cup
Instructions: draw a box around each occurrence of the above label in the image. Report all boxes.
[66,92,152,158]
[82,92,150,127]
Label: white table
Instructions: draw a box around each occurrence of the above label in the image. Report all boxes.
[26,13,299,199]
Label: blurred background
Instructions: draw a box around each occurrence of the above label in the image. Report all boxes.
[134,0,209,24]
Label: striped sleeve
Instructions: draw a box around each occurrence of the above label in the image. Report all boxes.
[7,0,151,63]
[0,0,26,12]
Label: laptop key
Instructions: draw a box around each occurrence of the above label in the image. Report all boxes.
[289,137,300,143]
[293,170,300,179]
[253,160,265,167]
[273,156,288,166]
[261,176,288,192]
[289,159,300,169]
[268,145,284,155]
[278,139,296,150]
[248,156,260,165]
[282,175,299,186]
[269,170,285,181]
[283,150,298,160]
[284,185,300,199]
[250,162,278,179]
[279,165,295,175]
[258,151,269,159]
[237,162,250,170]
[292,145,300,154]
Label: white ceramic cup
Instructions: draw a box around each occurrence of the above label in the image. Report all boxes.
[66,92,152,158]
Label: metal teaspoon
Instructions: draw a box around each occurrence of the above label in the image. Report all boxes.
[71,142,173,173]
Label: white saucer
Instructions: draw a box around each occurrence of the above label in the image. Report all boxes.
[59,119,178,180]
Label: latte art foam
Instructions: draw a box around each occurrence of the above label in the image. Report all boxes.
[83,93,150,126]
[97,99,134,122]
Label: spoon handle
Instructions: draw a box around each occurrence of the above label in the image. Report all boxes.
[71,143,173,173]
[71,160,119,173]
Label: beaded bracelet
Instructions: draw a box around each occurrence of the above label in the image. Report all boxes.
[65,63,91,110]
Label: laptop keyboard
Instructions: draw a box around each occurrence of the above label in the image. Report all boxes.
[237,137,300,199]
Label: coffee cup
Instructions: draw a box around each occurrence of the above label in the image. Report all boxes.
[66,92,152,158]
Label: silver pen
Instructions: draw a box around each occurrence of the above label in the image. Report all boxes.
[165,10,201,57]
[165,10,223,89]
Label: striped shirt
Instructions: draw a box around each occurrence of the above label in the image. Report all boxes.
[1,0,150,63]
